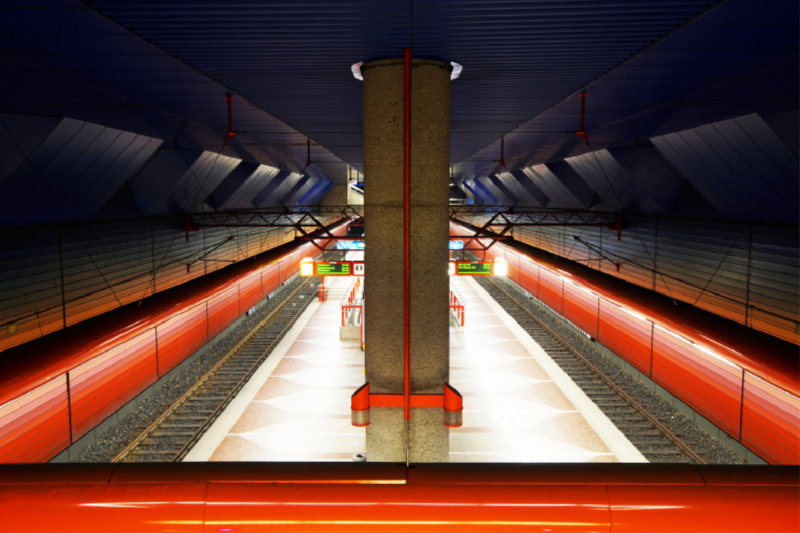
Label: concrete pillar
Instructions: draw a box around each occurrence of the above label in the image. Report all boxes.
[362,58,451,462]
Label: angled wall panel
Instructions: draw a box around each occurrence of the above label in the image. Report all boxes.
[508,170,548,207]
[254,172,302,208]
[651,113,799,223]
[523,161,594,209]
[0,114,62,187]
[281,175,313,207]
[215,163,281,210]
[489,175,519,205]
[209,161,260,210]
[0,117,161,225]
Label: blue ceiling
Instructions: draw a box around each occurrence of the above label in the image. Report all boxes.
[80,0,724,168]
[0,0,797,223]
[457,0,799,181]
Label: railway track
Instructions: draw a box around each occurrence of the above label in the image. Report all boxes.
[479,277,705,464]
[113,278,318,463]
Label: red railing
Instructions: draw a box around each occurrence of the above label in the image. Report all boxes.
[450,284,466,326]
[340,277,364,350]
[318,276,327,302]
[340,278,362,325]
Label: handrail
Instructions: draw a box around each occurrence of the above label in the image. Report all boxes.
[340,278,362,325]
[340,277,364,350]
[450,284,466,326]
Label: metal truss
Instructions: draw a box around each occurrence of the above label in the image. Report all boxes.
[185,206,363,246]
[450,207,623,253]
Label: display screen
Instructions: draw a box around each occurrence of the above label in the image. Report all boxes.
[456,261,493,276]
[337,240,365,250]
[314,262,352,276]
[449,240,464,250]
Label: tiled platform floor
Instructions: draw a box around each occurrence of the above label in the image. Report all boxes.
[186,275,644,463]
[184,276,364,462]
[448,276,643,463]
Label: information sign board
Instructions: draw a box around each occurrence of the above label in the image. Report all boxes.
[456,261,493,276]
[337,240,365,250]
[352,262,365,276]
[314,262,352,276]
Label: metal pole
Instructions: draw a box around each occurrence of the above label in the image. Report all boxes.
[58,227,67,329]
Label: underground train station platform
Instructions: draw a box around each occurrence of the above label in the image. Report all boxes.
[185,275,644,463]
[0,0,798,531]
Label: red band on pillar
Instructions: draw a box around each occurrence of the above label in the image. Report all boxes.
[351,383,370,427]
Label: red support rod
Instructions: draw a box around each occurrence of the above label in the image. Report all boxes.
[403,48,411,422]
[225,96,237,142]
[576,92,588,140]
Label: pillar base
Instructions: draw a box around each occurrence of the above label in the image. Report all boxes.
[366,407,449,463]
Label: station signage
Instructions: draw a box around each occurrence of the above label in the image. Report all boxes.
[314,261,352,276]
[337,240,365,250]
[455,261,493,276]
[352,262,365,276]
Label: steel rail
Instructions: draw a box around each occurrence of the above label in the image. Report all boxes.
[484,276,706,465]
[112,278,313,463]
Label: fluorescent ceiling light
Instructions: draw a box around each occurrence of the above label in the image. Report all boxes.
[351,62,363,81]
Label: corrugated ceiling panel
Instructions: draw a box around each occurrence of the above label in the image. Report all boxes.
[215,163,281,210]
[282,176,316,207]
[0,121,163,223]
[0,3,347,191]
[522,164,589,209]
[651,114,800,223]
[172,151,242,213]
[507,170,549,207]
[0,114,62,185]
[488,176,519,206]
[255,172,303,208]
[454,0,797,192]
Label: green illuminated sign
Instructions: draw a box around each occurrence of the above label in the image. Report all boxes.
[457,261,493,276]
[315,262,351,276]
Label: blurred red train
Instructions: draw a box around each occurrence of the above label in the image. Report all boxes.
[0,220,797,465]
[452,221,799,465]
[0,223,348,463]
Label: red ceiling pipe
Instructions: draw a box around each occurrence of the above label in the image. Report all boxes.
[576,92,588,140]
[403,48,411,422]
[225,95,237,142]
[350,383,370,427]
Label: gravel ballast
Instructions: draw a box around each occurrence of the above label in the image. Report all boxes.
[72,276,311,463]
[479,276,745,465]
